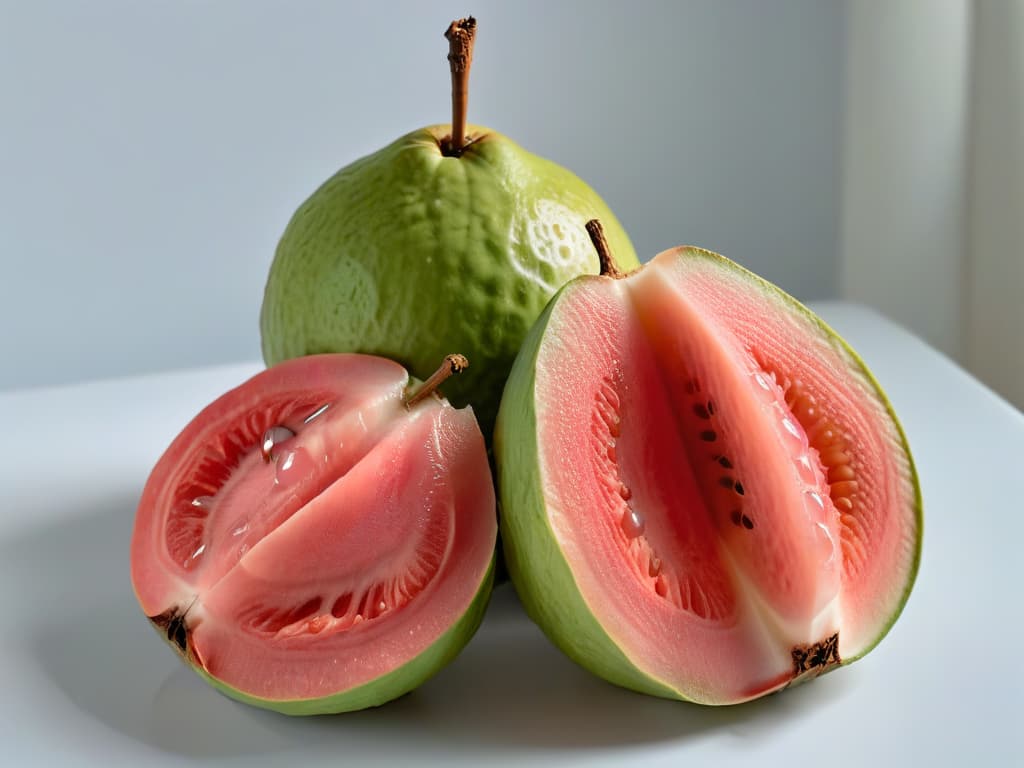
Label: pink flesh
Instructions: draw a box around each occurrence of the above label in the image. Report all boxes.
[535,250,918,702]
[130,354,495,701]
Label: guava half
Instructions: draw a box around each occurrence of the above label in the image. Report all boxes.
[130,354,496,714]
[496,240,922,704]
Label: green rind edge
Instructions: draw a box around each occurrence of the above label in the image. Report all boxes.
[191,556,495,716]
[495,290,684,702]
[496,247,923,703]
[676,246,923,663]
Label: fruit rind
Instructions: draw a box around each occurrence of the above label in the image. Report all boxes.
[192,557,495,715]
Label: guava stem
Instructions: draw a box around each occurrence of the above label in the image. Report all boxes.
[443,17,477,156]
[407,354,470,407]
[586,219,625,279]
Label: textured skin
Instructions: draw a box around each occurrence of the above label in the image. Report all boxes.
[260,125,639,439]
[495,247,922,704]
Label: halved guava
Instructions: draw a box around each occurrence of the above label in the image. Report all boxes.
[496,246,921,705]
[130,354,496,714]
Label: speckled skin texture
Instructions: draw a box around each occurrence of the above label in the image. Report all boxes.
[260,124,638,438]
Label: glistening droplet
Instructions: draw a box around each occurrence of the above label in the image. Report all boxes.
[752,371,775,401]
[304,404,330,424]
[796,454,818,485]
[275,447,314,489]
[261,425,296,461]
[621,507,645,538]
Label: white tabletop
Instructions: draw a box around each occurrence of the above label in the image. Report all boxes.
[1,302,1021,766]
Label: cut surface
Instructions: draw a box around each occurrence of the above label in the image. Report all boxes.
[131,354,496,710]
[499,248,920,704]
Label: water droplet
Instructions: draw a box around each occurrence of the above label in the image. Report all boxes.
[261,425,296,461]
[781,416,807,447]
[796,454,818,484]
[275,447,314,489]
[805,490,828,525]
[621,507,645,538]
[655,574,669,597]
[752,371,775,401]
[815,522,837,564]
[303,403,330,424]
[184,543,206,568]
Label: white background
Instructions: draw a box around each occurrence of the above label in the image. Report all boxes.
[2,1,1020,407]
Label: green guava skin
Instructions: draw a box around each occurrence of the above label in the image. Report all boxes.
[164,557,495,716]
[494,247,922,704]
[260,124,639,439]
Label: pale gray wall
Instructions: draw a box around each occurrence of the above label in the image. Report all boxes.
[0,0,844,391]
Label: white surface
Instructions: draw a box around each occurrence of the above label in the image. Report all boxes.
[1,303,1021,766]
[0,0,843,391]
[839,0,969,360]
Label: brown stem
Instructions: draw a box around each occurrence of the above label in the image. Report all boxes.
[406,354,470,407]
[443,17,477,156]
[585,219,625,278]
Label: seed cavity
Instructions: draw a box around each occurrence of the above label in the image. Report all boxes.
[700,430,717,442]
[693,403,711,420]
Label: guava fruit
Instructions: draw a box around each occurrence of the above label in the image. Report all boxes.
[259,18,639,439]
[130,353,496,714]
[495,221,922,705]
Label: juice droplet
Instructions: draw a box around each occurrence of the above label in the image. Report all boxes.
[184,542,206,569]
[303,403,331,424]
[275,447,314,489]
[377,601,387,613]
[816,522,837,565]
[648,556,662,577]
[781,416,808,448]
[796,454,819,485]
[191,495,215,510]
[752,371,775,401]
[261,425,296,461]
[619,483,632,501]
[621,507,645,538]
[231,521,249,537]
[805,490,828,526]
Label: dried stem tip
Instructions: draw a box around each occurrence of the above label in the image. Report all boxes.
[443,17,477,156]
[406,354,470,407]
[585,219,625,279]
